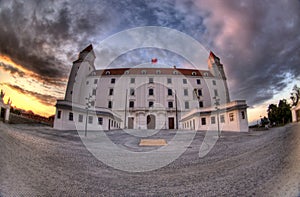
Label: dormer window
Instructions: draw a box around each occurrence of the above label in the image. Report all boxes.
[192,72,197,76]
[173,71,178,75]
[141,70,147,74]
[105,71,110,75]
[203,72,208,77]
[156,70,161,74]
[124,70,130,75]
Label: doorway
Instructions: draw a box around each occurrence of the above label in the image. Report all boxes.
[168,117,174,129]
[128,117,134,129]
[147,114,155,129]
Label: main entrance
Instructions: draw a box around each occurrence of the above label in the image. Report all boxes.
[147,114,155,129]
[168,117,174,129]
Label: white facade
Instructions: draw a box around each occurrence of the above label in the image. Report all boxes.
[292,102,300,122]
[54,45,249,132]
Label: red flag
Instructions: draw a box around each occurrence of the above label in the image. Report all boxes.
[151,58,157,63]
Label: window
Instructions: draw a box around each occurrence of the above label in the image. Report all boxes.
[185,101,189,109]
[149,89,154,96]
[201,117,206,125]
[130,88,135,96]
[167,78,172,84]
[141,70,147,74]
[105,71,110,75]
[196,79,201,85]
[168,88,173,96]
[130,78,135,83]
[211,116,216,124]
[94,79,98,84]
[199,101,204,108]
[214,89,218,97]
[156,70,161,74]
[88,116,93,124]
[212,80,216,85]
[111,78,115,84]
[86,81,89,85]
[108,101,112,109]
[183,79,187,84]
[109,88,114,96]
[129,101,134,108]
[69,112,73,121]
[203,72,208,77]
[124,70,129,74]
[149,101,154,107]
[241,111,245,119]
[92,89,96,96]
[70,91,73,95]
[98,117,103,125]
[78,114,83,122]
[168,101,173,108]
[229,113,234,121]
[198,89,202,96]
[57,111,61,119]
[192,72,197,76]
[149,78,154,83]
[184,89,188,96]
[220,115,225,123]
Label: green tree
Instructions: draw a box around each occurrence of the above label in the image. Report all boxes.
[290,85,300,106]
[268,104,278,125]
[268,99,292,125]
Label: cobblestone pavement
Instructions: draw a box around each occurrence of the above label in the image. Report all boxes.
[0,122,300,196]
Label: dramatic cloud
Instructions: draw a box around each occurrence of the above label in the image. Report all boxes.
[0,0,300,109]
[3,83,57,106]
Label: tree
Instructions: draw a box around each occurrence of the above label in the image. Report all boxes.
[290,85,300,106]
[268,99,292,125]
[268,104,278,125]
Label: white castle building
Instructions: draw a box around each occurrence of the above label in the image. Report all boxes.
[54,45,249,132]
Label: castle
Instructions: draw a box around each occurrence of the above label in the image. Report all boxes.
[54,45,248,132]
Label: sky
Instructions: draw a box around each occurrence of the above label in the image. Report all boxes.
[0,0,300,123]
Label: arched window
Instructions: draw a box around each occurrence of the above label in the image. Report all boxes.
[192,72,197,76]
[105,71,111,75]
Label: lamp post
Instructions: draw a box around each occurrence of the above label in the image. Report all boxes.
[85,94,93,137]
[213,96,220,138]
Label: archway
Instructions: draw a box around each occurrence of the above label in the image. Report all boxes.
[147,114,156,129]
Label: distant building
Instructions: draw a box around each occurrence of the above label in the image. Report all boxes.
[54,45,248,132]
[292,102,300,122]
[0,90,10,122]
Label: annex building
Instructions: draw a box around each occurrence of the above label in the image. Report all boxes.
[54,45,248,132]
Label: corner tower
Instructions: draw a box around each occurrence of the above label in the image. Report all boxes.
[208,51,230,102]
[65,44,96,102]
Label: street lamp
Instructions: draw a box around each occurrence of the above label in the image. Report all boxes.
[213,96,221,138]
[85,94,94,137]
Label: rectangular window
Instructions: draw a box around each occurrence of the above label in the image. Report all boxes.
[78,114,83,122]
[211,116,216,124]
[92,89,96,96]
[183,79,187,84]
[98,117,103,125]
[214,89,218,97]
[94,79,98,84]
[57,111,61,119]
[111,78,115,84]
[108,101,112,109]
[149,101,154,107]
[149,89,154,96]
[185,101,189,109]
[130,78,135,83]
[220,115,225,123]
[109,88,114,96]
[229,113,234,121]
[201,117,206,125]
[168,101,173,108]
[167,78,172,84]
[69,112,73,121]
[88,116,93,124]
[196,79,201,85]
[86,81,89,85]
[199,101,203,108]
[241,111,245,119]
[212,80,216,85]
[149,78,154,83]
[198,89,202,96]
[184,89,188,96]
[129,101,134,108]
[168,88,172,96]
[130,88,135,96]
